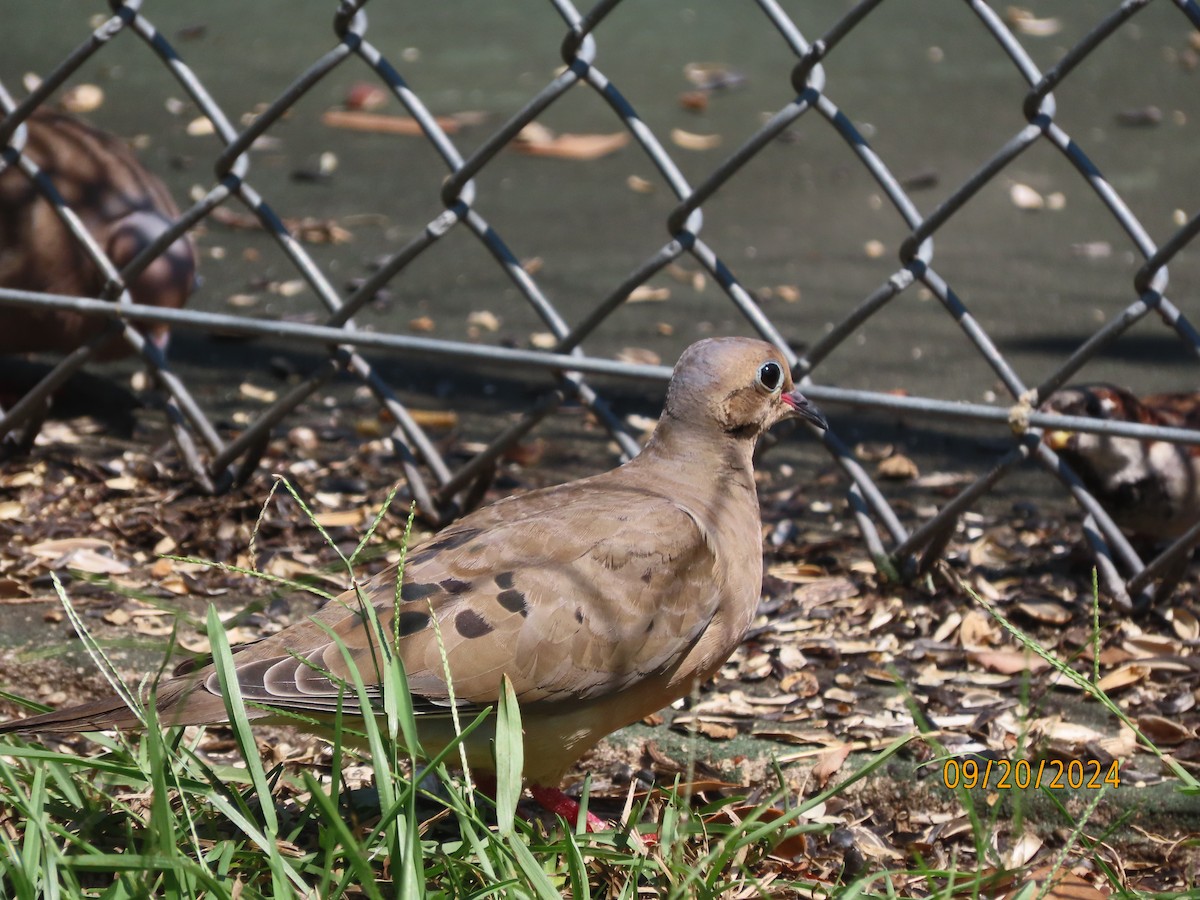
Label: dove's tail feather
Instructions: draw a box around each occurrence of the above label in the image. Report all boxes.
[0,677,233,735]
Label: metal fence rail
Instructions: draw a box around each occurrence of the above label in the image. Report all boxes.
[1,0,1198,607]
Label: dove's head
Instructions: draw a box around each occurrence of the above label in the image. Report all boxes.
[662,337,827,439]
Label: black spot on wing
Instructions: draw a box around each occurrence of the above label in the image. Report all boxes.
[398,611,431,636]
[455,609,494,638]
[400,581,440,602]
[494,571,515,590]
[497,589,528,617]
[574,607,584,624]
[411,527,481,564]
[440,578,471,594]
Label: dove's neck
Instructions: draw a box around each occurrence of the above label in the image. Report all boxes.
[631,419,765,611]
[634,419,760,500]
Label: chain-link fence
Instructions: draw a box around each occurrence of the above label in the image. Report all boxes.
[1,0,1198,608]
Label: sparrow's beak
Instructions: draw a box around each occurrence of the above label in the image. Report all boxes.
[782,390,828,430]
[1045,429,1073,451]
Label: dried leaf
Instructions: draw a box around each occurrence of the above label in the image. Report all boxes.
[239,382,278,404]
[969,535,1018,567]
[1010,182,1045,210]
[616,347,661,366]
[959,609,998,649]
[61,83,105,113]
[626,175,654,193]
[1003,865,1110,900]
[0,578,31,601]
[779,670,819,697]
[883,453,916,482]
[969,650,1050,675]
[1099,724,1137,759]
[1015,600,1073,624]
[513,130,630,160]
[848,825,905,862]
[28,538,129,575]
[854,442,894,462]
[1033,719,1104,748]
[1136,715,1194,746]
[1002,829,1043,869]
[824,688,857,705]
[651,781,735,803]
[914,471,976,489]
[959,689,1006,709]
[932,610,963,644]
[812,744,852,787]
[670,128,722,151]
[1123,635,1182,657]
[403,409,456,431]
[767,562,829,584]
[1005,8,1062,37]
[314,510,364,528]
[321,108,466,135]
[691,719,738,740]
[1166,607,1200,642]
[134,617,175,637]
[1095,663,1150,693]
[158,575,191,596]
[28,538,112,559]
[683,62,745,90]
[628,285,670,303]
[466,310,501,332]
[186,115,215,136]
[408,316,435,333]
[344,81,388,111]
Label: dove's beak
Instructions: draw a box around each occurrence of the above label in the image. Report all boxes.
[782,390,828,430]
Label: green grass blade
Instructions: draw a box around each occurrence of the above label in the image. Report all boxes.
[301,770,387,900]
[494,674,523,837]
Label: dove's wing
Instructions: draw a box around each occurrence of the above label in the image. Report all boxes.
[215,478,723,718]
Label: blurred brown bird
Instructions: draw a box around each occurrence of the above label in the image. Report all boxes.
[0,109,196,359]
[1043,383,1200,542]
[0,337,827,826]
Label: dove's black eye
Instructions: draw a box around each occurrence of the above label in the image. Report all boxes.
[756,361,783,393]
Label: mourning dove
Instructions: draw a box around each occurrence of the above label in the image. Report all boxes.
[0,109,196,359]
[0,337,827,824]
[1044,384,1200,541]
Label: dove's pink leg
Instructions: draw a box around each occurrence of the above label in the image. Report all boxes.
[529,783,605,832]
[466,777,604,832]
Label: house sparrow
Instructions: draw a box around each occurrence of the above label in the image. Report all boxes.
[1042,384,1200,542]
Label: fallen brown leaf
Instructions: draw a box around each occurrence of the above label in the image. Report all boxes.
[969,649,1051,675]
[811,744,852,787]
[321,108,465,135]
[670,128,721,151]
[1136,714,1194,746]
[1096,663,1151,693]
[512,130,629,160]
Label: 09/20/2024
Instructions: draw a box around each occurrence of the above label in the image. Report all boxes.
[941,757,1121,791]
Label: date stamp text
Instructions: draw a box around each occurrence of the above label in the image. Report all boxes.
[942,758,1121,791]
